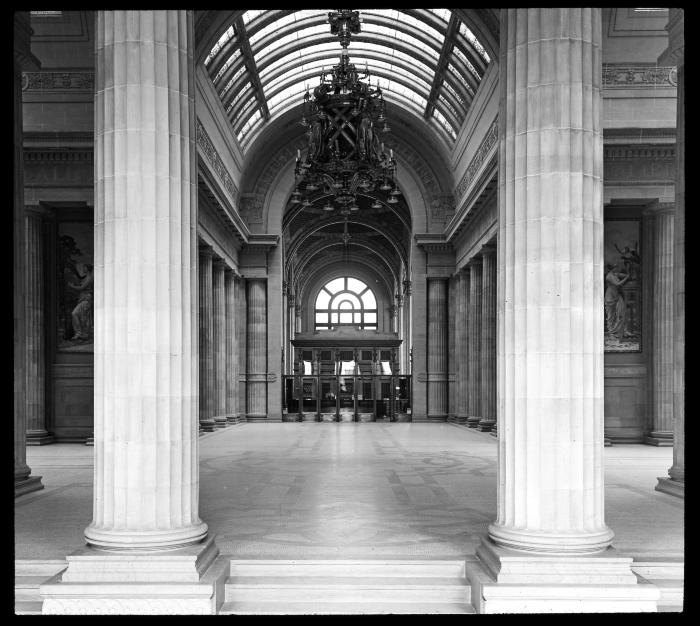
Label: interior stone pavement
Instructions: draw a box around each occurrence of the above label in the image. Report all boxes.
[15,424,683,561]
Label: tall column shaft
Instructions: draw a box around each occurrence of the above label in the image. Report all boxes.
[427,278,448,419]
[225,269,238,423]
[492,8,613,553]
[212,259,227,428]
[645,206,674,445]
[14,12,44,496]
[656,9,684,496]
[198,247,215,432]
[246,278,267,418]
[478,245,497,431]
[25,207,54,444]
[453,273,464,423]
[86,10,206,548]
[467,258,483,426]
[238,278,247,419]
[459,268,470,421]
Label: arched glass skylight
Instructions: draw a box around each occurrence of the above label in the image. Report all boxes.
[203,9,490,151]
[315,277,377,330]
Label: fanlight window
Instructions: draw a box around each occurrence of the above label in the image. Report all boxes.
[315,277,377,330]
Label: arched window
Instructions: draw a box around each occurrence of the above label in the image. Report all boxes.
[314,277,378,330]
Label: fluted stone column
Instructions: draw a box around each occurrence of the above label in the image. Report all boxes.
[466,258,482,427]
[457,268,470,423]
[427,278,448,420]
[238,277,247,420]
[491,7,613,555]
[83,10,207,550]
[246,278,267,419]
[198,246,216,432]
[645,205,674,446]
[465,11,658,613]
[225,269,239,424]
[657,8,684,498]
[453,272,464,423]
[25,207,54,445]
[478,244,497,432]
[14,12,43,496]
[212,259,228,429]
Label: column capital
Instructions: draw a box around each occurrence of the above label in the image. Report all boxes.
[24,204,53,219]
[212,257,227,270]
[643,201,675,217]
[199,243,215,258]
[479,242,497,258]
[468,255,483,268]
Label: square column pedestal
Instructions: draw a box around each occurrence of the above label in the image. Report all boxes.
[465,538,659,613]
[40,537,228,614]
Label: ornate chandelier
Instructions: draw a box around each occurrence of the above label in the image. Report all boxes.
[292,9,400,213]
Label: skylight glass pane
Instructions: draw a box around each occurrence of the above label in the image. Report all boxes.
[205,25,235,67]
[268,84,308,114]
[363,10,445,44]
[360,23,440,59]
[338,300,353,310]
[326,277,344,293]
[316,290,331,309]
[374,77,428,110]
[458,21,490,63]
[360,291,376,309]
[331,312,338,324]
[349,42,434,76]
[339,312,352,324]
[354,312,361,324]
[315,312,328,324]
[438,93,459,120]
[236,108,262,142]
[433,109,457,140]
[228,88,254,118]
[254,23,329,61]
[426,8,451,23]
[448,62,471,89]
[347,278,367,294]
[259,42,340,76]
[443,79,465,106]
[364,311,377,323]
[220,64,247,99]
[453,45,481,81]
[243,10,266,24]
[212,48,242,85]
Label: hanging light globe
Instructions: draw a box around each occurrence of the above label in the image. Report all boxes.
[387,194,398,204]
[371,199,382,209]
[389,188,401,197]
[379,180,392,191]
[349,201,359,211]
[323,200,335,211]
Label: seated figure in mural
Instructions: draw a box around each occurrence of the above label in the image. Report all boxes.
[69,263,94,341]
[604,262,630,340]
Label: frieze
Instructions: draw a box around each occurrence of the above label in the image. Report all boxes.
[24,148,93,162]
[196,119,239,202]
[602,64,676,88]
[22,71,94,91]
[455,117,498,200]
[604,146,675,160]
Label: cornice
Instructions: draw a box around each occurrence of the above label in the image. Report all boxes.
[245,234,279,253]
[414,233,452,253]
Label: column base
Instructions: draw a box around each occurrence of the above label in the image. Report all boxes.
[466,416,481,428]
[655,477,684,499]
[426,414,448,422]
[85,436,94,446]
[226,414,245,425]
[465,537,659,613]
[15,474,44,497]
[213,416,229,429]
[199,419,216,433]
[246,413,268,422]
[644,431,674,446]
[40,536,227,615]
[490,426,498,438]
[477,419,495,432]
[26,433,56,445]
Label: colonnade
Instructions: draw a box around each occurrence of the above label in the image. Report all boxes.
[198,245,243,432]
[450,244,497,431]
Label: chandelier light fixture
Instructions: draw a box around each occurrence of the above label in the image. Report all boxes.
[292,9,400,213]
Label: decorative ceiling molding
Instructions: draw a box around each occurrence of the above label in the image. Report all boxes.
[454,116,497,200]
[22,71,94,91]
[196,118,239,202]
[602,64,677,88]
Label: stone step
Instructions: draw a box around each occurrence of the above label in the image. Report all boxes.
[225,576,470,604]
[14,561,67,615]
[220,600,476,615]
[229,559,466,578]
[14,601,43,615]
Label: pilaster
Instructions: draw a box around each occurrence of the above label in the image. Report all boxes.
[225,269,239,424]
[427,278,448,420]
[477,244,497,432]
[246,278,267,420]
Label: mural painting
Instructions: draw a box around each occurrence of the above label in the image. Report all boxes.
[57,222,93,352]
[604,219,641,352]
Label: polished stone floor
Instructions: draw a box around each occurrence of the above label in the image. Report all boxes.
[15,424,684,561]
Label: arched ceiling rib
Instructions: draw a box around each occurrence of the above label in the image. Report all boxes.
[200,8,492,153]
